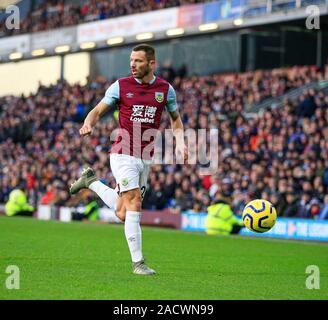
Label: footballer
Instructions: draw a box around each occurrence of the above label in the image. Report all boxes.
[70,44,187,275]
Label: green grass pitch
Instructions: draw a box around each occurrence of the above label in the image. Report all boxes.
[0,216,327,300]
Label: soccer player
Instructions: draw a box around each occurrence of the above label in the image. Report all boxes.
[70,44,187,275]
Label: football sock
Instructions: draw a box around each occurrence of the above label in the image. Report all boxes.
[125,211,143,263]
[89,181,118,210]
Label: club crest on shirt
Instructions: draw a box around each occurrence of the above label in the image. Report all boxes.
[155,92,164,103]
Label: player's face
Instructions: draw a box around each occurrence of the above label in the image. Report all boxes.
[130,51,153,79]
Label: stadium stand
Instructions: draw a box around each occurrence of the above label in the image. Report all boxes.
[0,0,207,37]
[0,65,327,219]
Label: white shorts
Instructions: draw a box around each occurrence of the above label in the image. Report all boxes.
[110,153,152,199]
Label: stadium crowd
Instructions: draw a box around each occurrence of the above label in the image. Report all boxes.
[0,64,328,219]
[0,0,206,37]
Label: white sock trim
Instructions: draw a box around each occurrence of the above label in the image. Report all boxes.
[125,211,141,222]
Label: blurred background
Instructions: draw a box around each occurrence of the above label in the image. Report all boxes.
[0,0,327,240]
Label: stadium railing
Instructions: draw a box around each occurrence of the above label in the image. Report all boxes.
[245,79,328,114]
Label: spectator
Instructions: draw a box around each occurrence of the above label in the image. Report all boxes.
[205,191,244,236]
[284,192,300,217]
[270,191,287,216]
[5,189,35,217]
[170,188,192,214]
[40,185,56,205]
[295,93,317,118]
[190,201,203,214]
[318,195,328,220]
[297,192,312,218]
[163,172,176,200]
[143,182,166,210]
[309,198,322,219]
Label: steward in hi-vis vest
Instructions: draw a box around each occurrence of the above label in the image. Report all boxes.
[5,189,35,217]
[205,192,244,236]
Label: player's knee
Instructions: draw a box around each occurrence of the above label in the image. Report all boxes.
[123,189,142,211]
[115,210,126,222]
[130,197,142,211]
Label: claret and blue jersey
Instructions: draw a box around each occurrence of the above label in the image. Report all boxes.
[101,75,178,159]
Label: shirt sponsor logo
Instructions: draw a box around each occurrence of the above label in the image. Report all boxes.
[130,105,157,123]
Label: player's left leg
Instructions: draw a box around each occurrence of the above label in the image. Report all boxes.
[130,161,155,275]
[120,187,156,275]
[115,157,155,275]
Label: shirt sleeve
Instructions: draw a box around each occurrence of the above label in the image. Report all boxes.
[101,80,120,107]
[166,84,178,112]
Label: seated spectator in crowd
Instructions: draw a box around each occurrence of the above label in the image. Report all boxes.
[53,189,71,207]
[169,188,193,214]
[269,191,287,216]
[318,195,328,220]
[143,182,167,210]
[231,190,246,216]
[162,172,176,200]
[308,199,322,220]
[297,192,312,218]
[295,92,317,118]
[189,201,203,214]
[40,184,57,205]
[284,192,300,217]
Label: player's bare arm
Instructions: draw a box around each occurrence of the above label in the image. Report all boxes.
[169,110,188,161]
[79,101,111,136]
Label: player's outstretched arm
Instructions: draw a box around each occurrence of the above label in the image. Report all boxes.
[169,110,188,162]
[79,102,111,136]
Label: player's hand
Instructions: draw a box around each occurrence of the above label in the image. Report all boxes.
[79,123,93,136]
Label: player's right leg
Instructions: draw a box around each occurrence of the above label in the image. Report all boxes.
[69,167,97,194]
[69,167,119,210]
[115,195,125,221]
